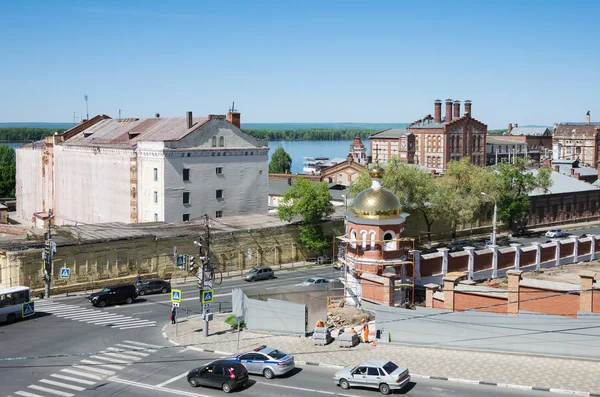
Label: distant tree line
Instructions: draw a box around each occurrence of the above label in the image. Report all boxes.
[245,128,377,141]
[487,129,509,136]
[0,128,65,142]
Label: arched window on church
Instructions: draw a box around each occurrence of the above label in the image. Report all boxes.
[350,230,357,249]
[383,231,396,251]
[370,231,376,251]
[361,230,367,250]
[212,136,217,147]
[219,136,225,147]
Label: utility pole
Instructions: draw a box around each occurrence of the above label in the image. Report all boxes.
[42,209,55,298]
[195,214,212,338]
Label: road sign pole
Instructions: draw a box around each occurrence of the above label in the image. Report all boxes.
[175,306,178,337]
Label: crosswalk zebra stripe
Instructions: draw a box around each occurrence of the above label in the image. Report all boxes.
[84,315,127,323]
[114,343,157,352]
[72,365,115,376]
[90,355,131,364]
[79,359,124,371]
[28,384,74,397]
[61,312,113,320]
[97,352,142,361]
[15,391,45,397]
[122,340,163,349]
[38,379,86,391]
[110,320,156,327]
[50,374,96,385]
[105,347,149,356]
[117,323,158,330]
[60,369,102,380]
[92,317,143,325]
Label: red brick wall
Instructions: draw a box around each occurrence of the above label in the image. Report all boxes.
[361,279,384,304]
[520,249,537,267]
[561,242,574,257]
[594,290,600,314]
[454,292,508,314]
[497,250,514,269]
[433,298,445,309]
[474,252,492,272]
[448,254,469,272]
[421,255,442,277]
[579,241,591,255]
[540,246,556,262]
[519,286,579,318]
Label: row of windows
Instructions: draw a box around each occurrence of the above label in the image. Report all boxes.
[154,167,224,183]
[349,230,397,251]
[212,136,225,147]
[153,211,224,222]
[153,190,224,205]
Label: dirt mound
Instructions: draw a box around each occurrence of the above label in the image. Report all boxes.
[326,306,374,327]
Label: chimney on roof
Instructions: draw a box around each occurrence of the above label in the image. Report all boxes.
[434,99,442,123]
[445,99,453,123]
[186,111,193,129]
[226,101,241,129]
[587,111,591,125]
[515,123,519,128]
[155,113,160,118]
[508,123,513,133]
[464,100,472,116]
[570,168,575,176]
[554,165,560,172]
[453,100,461,120]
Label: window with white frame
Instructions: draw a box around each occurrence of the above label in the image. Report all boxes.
[370,231,376,250]
[154,213,158,222]
[153,168,158,181]
[383,231,396,251]
[153,191,158,204]
[361,230,367,250]
[350,230,357,248]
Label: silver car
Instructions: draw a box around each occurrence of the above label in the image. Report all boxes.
[227,345,295,379]
[333,360,410,395]
[243,267,274,282]
[301,277,330,286]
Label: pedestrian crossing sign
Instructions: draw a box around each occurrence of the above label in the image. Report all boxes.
[60,268,71,279]
[171,289,182,303]
[22,301,35,317]
[202,289,214,303]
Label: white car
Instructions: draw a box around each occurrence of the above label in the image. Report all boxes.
[301,277,330,286]
[545,229,566,238]
[333,360,410,395]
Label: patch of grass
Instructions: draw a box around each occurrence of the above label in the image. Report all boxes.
[225,314,245,328]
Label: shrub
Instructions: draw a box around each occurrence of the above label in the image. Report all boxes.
[225,314,245,328]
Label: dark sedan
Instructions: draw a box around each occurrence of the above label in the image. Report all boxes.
[135,278,171,296]
[187,360,248,393]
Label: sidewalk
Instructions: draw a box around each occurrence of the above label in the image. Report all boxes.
[165,314,600,395]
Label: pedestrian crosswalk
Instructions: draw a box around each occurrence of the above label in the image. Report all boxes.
[36,301,157,330]
[8,340,161,397]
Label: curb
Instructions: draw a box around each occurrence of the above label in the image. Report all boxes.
[162,327,599,396]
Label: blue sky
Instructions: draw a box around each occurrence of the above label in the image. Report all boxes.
[1,0,598,128]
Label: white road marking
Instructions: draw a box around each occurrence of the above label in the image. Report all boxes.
[114,342,158,352]
[118,323,157,330]
[106,347,150,357]
[28,384,74,397]
[155,371,189,387]
[50,374,97,385]
[72,365,116,376]
[15,391,46,397]
[79,359,125,371]
[98,352,142,361]
[61,312,113,320]
[109,377,211,397]
[89,317,134,325]
[90,355,132,364]
[132,311,153,315]
[39,379,86,391]
[122,340,164,348]
[105,347,149,357]
[81,315,126,323]
[60,368,102,380]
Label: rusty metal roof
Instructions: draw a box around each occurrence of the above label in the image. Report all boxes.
[63,116,210,148]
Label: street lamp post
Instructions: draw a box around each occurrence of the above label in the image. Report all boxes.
[481,192,497,245]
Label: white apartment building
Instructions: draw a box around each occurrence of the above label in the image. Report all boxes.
[16,111,269,225]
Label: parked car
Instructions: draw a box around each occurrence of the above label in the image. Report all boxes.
[301,277,330,287]
[227,345,295,378]
[187,360,248,393]
[135,278,171,296]
[581,233,590,238]
[243,266,274,282]
[545,229,566,238]
[88,284,137,308]
[333,360,410,395]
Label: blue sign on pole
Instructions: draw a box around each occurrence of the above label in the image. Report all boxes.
[202,289,214,303]
[22,301,35,317]
[60,268,71,279]
[171,289,182,303]
[176,255,184,267]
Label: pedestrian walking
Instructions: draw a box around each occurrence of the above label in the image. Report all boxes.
[362,318,370,343]
[136,271,141,284]
[170,307,177,324]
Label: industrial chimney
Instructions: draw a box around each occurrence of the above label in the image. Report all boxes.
[186,111,193,129]
[453,100,461,120]
[587,111,591,125]
[445,99,453,123]
[464,100,472,116]
[433,99,442,123]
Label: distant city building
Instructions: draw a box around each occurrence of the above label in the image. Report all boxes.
[369,99,487,171]
[486,137,528,165]
[552,112,600,166]
[16,110,269,225]
[504,124,552,152]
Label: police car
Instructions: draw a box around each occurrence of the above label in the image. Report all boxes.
[227,345,295,379]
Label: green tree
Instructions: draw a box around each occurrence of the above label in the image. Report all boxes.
[0,145,16,197]
[346,169,371,198]
[277,178,334,254]
[268,145,292,174]
[496,157,552,233]
[439,158,500,238]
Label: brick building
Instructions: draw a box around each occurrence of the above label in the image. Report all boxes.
[370,99,487,172]
[553,112,600,166]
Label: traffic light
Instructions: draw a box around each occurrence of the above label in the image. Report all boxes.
[188,255,195,272]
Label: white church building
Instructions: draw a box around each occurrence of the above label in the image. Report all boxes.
[16,110,269,225]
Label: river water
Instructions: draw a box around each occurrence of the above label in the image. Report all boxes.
[2,140,369,175]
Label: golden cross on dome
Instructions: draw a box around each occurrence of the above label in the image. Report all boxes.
[373,146,382,164]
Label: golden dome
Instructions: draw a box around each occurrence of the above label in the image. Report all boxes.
[352,187,402,219]
[369,165,385,179]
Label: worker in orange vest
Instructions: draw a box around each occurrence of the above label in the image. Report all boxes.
[315,320,324,328]
[362,318,369,343]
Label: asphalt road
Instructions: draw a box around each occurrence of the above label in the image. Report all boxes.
[0,264,569,396]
